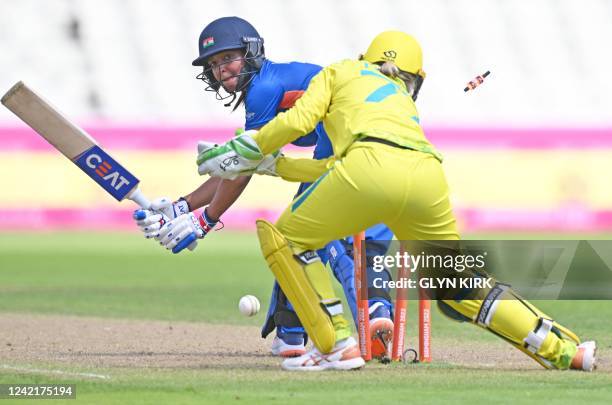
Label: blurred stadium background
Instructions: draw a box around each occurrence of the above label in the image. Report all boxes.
[1,0,611,234]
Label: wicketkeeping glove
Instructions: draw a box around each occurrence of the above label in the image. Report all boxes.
[253,150,282,177]
[158,208,220,253]
[196,130,265,179]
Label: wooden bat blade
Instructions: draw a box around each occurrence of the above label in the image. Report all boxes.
[1,81,97,159]
[1,81,145,204]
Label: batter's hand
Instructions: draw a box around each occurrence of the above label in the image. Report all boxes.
[158,208,219,253]
[133,197,190,239]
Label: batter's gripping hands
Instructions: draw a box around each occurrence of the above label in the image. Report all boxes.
[133,197,190,238]
[158,209,219,253]
[196,131,265,179]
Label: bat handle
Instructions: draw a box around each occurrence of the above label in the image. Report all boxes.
[127,187,151,209]
[128,187,197,252]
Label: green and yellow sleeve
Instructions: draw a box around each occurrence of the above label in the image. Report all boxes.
[273,156,334,183]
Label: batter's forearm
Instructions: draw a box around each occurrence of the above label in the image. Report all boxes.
[183,177,222,210]
[206,175,252,220]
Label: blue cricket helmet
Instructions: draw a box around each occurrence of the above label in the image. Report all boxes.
[192,16,264,67]
[193,17,265,107]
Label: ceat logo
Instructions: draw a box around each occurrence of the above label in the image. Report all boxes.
[85,154,131,191]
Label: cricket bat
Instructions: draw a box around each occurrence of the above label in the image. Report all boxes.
[1,81,196,251]
[1,81,150,208]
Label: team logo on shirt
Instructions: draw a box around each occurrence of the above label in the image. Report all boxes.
[383,50,397,61]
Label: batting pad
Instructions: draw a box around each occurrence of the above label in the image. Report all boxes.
[256,220,336,353]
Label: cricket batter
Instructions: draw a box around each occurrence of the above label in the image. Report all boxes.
[134,17,395,358]
[177,30,597,371]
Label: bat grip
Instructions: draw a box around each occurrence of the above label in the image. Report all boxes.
[128,187,196,252]
[127,187,151,209]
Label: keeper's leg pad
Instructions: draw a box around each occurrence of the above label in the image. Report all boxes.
[256,220,336,353]
[443,284,580,369]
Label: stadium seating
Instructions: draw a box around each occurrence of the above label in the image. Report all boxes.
[1,0,611,125]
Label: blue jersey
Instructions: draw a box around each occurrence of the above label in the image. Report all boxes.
[244,60,332,159]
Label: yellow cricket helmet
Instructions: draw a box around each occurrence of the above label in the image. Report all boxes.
[363,30,426,100]
[363,30,425,78]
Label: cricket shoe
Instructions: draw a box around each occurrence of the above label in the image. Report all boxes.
[369,301,394,359]
[281,336,365,371]
[270,329,306,358]
[570,341,597,372]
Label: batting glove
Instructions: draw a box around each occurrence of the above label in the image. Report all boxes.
[133,197,191,239]
[158,208,220,253]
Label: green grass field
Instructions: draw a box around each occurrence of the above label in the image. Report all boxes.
[1,232,611,404]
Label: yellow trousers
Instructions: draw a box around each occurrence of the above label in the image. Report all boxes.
[276,141,459,248]
[272,141,457,348]
[269,141,578,368]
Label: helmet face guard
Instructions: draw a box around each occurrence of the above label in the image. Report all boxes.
[411,75,424,101]
[398,71,424,101]
[196,39,264,102]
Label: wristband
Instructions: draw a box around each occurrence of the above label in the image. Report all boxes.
[173,198,191,217]
[198,208,219,233]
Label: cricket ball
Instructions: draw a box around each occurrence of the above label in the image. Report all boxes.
[238,295,260,317]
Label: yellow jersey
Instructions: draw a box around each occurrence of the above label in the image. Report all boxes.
[253,59,441,161]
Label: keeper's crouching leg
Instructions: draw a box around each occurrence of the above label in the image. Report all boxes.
[442,284,580,369]
[256,220,352,354]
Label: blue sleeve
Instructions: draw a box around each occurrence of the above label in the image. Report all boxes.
[291,132,318,147]
[246,79,318,146]
[312,124,333,159]
[245,80,285,130]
